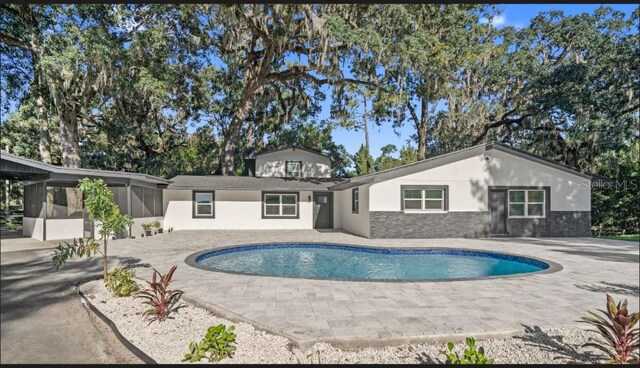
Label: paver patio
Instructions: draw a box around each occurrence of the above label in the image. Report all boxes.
[102,230,638,348]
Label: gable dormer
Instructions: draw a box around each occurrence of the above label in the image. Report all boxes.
[249,145,334,178]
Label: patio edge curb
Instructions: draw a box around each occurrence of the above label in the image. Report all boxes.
[77,288,158,365]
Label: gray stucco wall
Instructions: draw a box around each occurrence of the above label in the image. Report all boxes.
[369,211,491,238]
[369,210,591,238]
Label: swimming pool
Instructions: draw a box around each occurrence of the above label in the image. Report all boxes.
[187,243,557,281]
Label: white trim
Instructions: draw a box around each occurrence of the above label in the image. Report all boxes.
[508,189,546,218]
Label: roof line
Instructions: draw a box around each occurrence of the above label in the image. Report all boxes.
[328,142,593,190]
[252,145,331,158]
[1,151,171,184]
[487,143,593,179]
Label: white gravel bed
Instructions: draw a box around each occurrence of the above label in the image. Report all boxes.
[80,278,605,364]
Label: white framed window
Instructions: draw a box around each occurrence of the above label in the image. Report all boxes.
[403,188,445,211]
[508,189,545,218]
[193,191,215,218]
[352,187,359,214]
[286,161,302,178]
[263,193,298,218]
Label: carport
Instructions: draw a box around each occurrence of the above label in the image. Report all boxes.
[0,152,170,241]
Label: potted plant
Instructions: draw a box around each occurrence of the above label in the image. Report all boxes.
[152,219,163,234]
[141,223,152,237]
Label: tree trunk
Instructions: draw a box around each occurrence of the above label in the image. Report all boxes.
[363,95,373,174]
[217,96,254,175]
[245,119,254,151]
[35,82,52,164]
[417,97,428,161]
[58,107,81,168]
[24,6,52,164]
[103,238,108,282]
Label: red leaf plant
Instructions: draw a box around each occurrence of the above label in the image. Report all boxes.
[581,294,639,364]
[136,265,184,323]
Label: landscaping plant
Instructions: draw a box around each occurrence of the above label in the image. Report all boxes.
[52,238,101,271]
[581,294,639,364]
[135,265,184,322]
[444,337,494,364]
[106,268,138,297]
[141,223,152,236]
[151,219,162,234]
[51,178,132,281]
[183,324,237,362]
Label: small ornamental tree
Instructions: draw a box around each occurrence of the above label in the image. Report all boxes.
[52,178,132,281]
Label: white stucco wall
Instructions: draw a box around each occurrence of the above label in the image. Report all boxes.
[332,191,342,229]
[369,151,591,213]
[487,149,591,211]
[46,218,83,240]
[23,217,44,241]
[163,189,314,230]
[255,149,331,178]
[337,185,370,238]
[370,155,491,212]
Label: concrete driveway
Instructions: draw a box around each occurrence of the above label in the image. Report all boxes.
[0,240,140,364]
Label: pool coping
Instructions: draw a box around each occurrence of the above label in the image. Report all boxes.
[184,242,563,283]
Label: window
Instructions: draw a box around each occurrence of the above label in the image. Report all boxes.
[352,187,359,214]
[508,190,545,218]
[193,191,215,218]
[286,161,302,178]
[401,186,447,211]
[263,192,298,218]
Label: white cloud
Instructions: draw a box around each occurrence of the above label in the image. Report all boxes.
[480,15,507,27]
[492,15,506,26]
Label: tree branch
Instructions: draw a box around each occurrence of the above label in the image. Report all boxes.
[0,32,32,52]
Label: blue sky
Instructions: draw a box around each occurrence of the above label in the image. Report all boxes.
[330,3,639,159]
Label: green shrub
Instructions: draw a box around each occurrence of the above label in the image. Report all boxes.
[445,337,494,364]
[183,324,237,362]
[141,223,152,231]
[106,268,138,297]
[151,219,161,229]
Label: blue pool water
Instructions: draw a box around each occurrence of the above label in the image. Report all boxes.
[194,243,549,281]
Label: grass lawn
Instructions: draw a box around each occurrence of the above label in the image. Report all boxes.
[596,234,640,242]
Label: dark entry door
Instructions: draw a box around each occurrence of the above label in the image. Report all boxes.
[489,190,507,235]
[313,192,333,229]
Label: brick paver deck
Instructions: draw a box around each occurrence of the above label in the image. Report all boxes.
[106,230,639,348]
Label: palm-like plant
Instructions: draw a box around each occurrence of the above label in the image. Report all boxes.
[581,294,639,364]
[136,265,184,322]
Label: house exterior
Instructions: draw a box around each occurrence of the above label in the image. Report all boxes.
[1,143,593,241]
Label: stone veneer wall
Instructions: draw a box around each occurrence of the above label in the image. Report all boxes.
[369,211,491,239]
[506,211,591,237]
[548,211,591,237]
[369,210,591,238]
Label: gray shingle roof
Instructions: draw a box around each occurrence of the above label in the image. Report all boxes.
[168,175,345,191]
[1,151,170,184]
